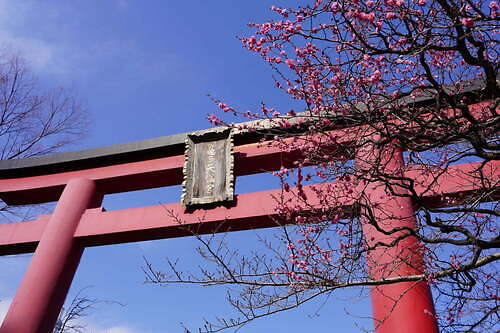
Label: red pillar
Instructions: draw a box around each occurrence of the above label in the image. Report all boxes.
[1,178,101,333]
[356,142,439,333]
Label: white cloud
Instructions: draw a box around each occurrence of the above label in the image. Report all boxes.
[77,321,148,333]
[0,298,12,323]
[0,305,144,333]
[0,300,148,332]
[115,0,130,10]
[0,1,183,86]
[0,2,57,71]
[0,254,32,296]
[96,326,142,333]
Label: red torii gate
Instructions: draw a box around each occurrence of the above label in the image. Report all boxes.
[0,101,497,333]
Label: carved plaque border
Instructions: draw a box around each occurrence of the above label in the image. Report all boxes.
[181,128,234,206]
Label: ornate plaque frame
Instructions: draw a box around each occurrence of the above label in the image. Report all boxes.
[181,128,234,206]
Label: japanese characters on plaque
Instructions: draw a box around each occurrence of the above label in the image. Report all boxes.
[181,129,234,206]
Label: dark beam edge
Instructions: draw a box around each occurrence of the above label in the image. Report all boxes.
[0,149,300,205]
[0,77,494,179]
[0,127,276,179]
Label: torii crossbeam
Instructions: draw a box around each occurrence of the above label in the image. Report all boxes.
[0,100,498,333]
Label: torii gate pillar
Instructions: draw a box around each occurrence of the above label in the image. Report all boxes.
[357,143,439,333]
[0,99,495,333]
[1,178,101,333]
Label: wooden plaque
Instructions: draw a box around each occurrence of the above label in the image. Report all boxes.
[181,128,234,206]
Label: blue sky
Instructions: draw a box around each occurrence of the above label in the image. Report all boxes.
[0,1,372,332]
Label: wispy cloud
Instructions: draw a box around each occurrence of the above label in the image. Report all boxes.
[95,326,144,333]
[0,254,31,296]
[115,0,130,10]
[0,298,12,322]
[0,2,57,71]
[0,298,146,333]
[0,1,183,85]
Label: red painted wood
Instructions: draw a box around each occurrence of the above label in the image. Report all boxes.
[0,179,101,333]
[0,161,497,255]
[0,100,494,332]
[0,101,491,206]
[0,142,300,205]
[357,143,438,333]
